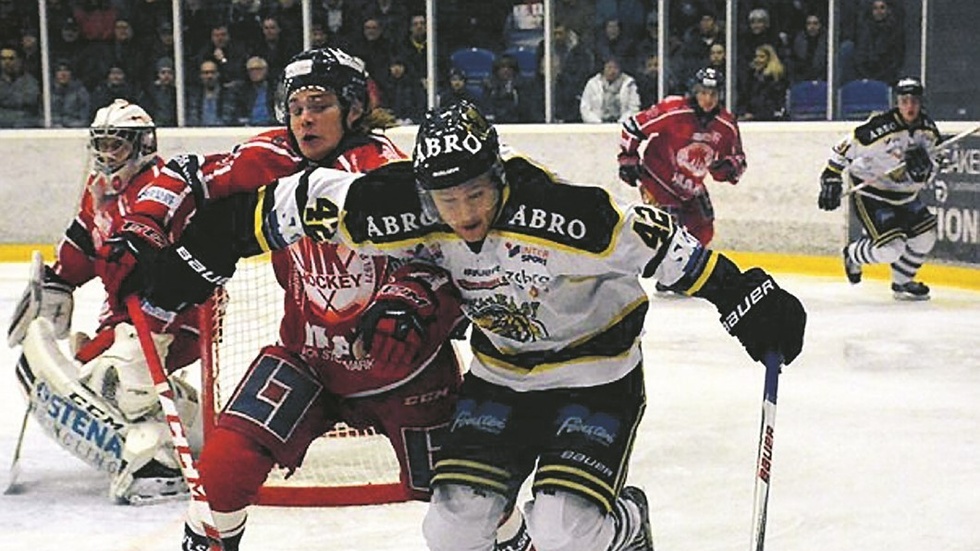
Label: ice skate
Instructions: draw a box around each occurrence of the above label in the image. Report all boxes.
[891,281,930,301]
[843,247,862,284]
[608,486,654,551]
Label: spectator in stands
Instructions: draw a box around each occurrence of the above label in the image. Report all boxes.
[349,17,393,88]
[551,21,594,122]
[129,0,172,50]
[555,0,595,48]
[185,58,239,127]
[396,13,429,87]
[854,0,905,85]
[634,53,680,109]
[635,11,660,75]
[270,0,304,42]
[595,0,646,45]
[380,55,426,125]
[50,60,91,128]
[0,46,40,128]
[72,0,118,42]
[0,0,33,42]
[737,8,790,81]
[251,15,301,81]
[595,19,637,76]
[88,64,142,121]
[51,16,99,91]
[146,20,176,73]
[313,0,359,48]
[107,18,149,88]
[482,53,532,123]
[233,55,276,126]
[361,0,409,43]
[438,0,509,54]
[19,27,41,82]
[707,42,726,76]
[310,20,330,48]
[439,67,480,110]
[790,12,827,83]
[737,44,788,121]
[579,56,640,123]
[143,56,176,126]
[676,8,724,87]
[194,23,249,86]
[503,0,544,50]
[227,0,264,50]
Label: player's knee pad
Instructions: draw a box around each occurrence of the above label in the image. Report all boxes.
[78,322,174,422]
[524,490,610,551]
[906,229,936,255]
[870,238,906,265]
[423,484,508,551]
[199,428,276,512]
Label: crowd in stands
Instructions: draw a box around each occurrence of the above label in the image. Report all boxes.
[0,0,913,128]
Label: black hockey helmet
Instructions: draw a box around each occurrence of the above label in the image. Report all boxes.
[894,76,924,97]
[692,66,724,93]
[274,47,370,124]
[413,100,503,191]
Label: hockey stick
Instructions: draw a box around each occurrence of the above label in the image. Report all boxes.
[125,296,225,551]
[3,401,32,495]
[845,122,980,197]
[750,351,783,551]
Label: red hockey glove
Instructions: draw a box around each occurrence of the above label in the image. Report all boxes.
[618,154,641,187]
[708,156,740,183]
[356,277,438,372]
[95,214,168,309]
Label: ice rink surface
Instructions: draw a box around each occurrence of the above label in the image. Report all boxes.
[0,260,978,551]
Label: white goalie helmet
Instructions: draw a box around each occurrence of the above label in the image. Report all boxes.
[89,99,158,194]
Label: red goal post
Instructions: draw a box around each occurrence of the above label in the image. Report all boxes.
[198,254,411,506]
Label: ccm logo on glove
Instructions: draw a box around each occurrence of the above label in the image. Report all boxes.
[721,277,775,333]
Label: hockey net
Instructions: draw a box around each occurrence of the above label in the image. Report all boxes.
[199,254,410,506]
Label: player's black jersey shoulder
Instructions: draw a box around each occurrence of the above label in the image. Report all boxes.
[496,157,621,253]
[343,160,447,244]
[853,110,903,145]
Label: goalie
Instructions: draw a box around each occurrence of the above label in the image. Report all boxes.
[6,100,202,505]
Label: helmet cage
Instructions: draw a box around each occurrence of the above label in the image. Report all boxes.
[88,100,157,194]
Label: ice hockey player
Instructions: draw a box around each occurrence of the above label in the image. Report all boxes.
[6,99,201,505]
[117,99,806,551]
[94,48,528,551]
[617,66,746,247]
[818,76,941,300]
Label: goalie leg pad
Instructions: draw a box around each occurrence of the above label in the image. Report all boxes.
[525,490,611,551]
[78,322,174,423]
[111,420,188,504]
[423,483,508,551]
[22,318,129,476]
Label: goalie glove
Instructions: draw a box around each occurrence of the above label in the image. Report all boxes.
[618,154,641,187]
[8,251,74,347]
[355,275,439,371]
[904,145,934,183]
[95,214,169,309]
[818,168,843,211]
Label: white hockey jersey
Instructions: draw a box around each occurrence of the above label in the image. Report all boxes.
[248,158,719,391]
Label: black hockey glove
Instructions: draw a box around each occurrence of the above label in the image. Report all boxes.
[355,277,437,371]
[709,156,740,183]
[904,145,934,183]
[818,168,843,211]
[95,214,169,309]
[718,268,806,366]
[618,154,641,187]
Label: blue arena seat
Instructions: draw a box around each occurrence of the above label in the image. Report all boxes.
[788,80,828,121]
[839,79,892,120]
[503,46,538,79]
[450,47,496,82]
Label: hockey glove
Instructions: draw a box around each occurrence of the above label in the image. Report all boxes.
[618,154,641,187]
[96,214,169,309]
[8,253,74,346]
[818,168,843,211]
[708,156,740,183]
[904,145,934,183]
[719,268,806,366]
[356,278,438,371]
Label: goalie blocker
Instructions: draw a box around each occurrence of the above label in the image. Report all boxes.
[18,317,201,504]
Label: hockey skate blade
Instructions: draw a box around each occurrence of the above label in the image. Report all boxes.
[122,492,191,506]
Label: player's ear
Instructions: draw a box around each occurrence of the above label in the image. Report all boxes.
[346,100,364,128]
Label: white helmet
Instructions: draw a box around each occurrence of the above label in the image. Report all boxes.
[89,99,157,194]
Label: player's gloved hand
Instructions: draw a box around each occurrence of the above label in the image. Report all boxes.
[95,215,169,309]
[356,279,438,371]
[818,168,843,210]
[709,156,740,183]
[904,145,934,182]
[720,268,806,366]
[7,255,74,346]
[618,154,641,187]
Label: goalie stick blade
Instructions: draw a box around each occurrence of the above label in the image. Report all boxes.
[4,403,32,495]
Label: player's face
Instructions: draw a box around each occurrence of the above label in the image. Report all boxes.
[288,89,362,162]
[429,172,499,243]
[695,86,720,111]
[897,94,921,124]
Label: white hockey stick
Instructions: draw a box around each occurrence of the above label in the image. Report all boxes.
[845,122,980,197]
[750,351,783,551]
[3,401,32,495]
[125,296,225,551]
